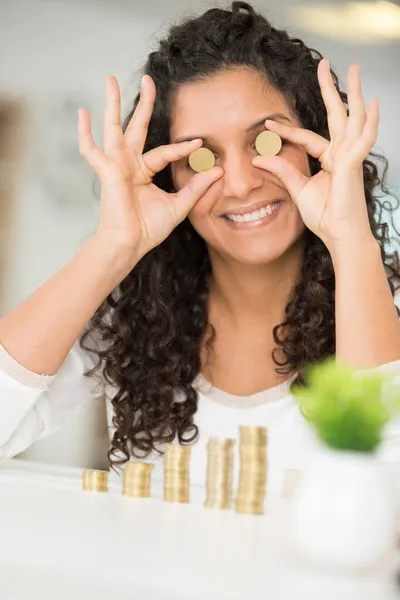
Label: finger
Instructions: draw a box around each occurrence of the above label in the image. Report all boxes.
[143,139,203,174]
[252,155,308,207]
[346,64,367,138]
[78,108,109,175]
[173,167,224,220]
[124,75,156,155]
[264,120,328,159]
[318,58,347,140]
[103,75,124,154]
[356,98,380,156]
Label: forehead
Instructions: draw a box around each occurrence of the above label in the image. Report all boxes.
[169,68,293,141]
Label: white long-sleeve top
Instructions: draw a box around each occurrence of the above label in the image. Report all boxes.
[1,325,400,494]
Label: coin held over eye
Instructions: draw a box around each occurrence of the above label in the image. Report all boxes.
[255,131,282,156]
[188,147,216,172]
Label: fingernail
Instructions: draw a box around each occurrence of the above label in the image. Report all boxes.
[141,75,146,89]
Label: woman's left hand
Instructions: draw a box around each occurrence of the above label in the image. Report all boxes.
[252,59,379,253]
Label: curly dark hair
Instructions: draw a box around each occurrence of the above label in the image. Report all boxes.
[80,1,400,469]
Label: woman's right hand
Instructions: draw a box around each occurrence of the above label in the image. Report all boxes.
[78,74,223,261]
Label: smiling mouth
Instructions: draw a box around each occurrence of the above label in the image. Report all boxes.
[222,200,282,223]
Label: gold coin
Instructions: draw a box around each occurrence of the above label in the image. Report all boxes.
[240,455,266,464]
[164,480,190,503]
[205,437,235,510]
[236,501,264,515]
[164,490,189,503]
[82,469,108,493]
[236,426,268,515]
[188,147,215,172]
[255,131,282,157]
[239,425,267,439]
[165,444,191,456]
[122,462,153,498]
[123,462,153,479]
[164,444,191,503]
[207,437,235,450]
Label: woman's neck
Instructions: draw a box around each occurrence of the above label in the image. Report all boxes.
[207,237,305,331]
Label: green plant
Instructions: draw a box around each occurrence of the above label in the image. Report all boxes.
[292,358,400,452]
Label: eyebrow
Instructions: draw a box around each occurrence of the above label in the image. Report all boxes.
[173,113,293,145]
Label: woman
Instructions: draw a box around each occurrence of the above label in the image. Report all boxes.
[0,2,399,493]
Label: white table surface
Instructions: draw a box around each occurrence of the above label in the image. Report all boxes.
[0,458,399,600]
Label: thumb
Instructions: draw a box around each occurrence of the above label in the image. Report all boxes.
[173,167,224,220]
[252,156,308,207]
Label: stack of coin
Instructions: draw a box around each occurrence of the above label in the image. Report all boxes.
[204,437,235,510]
[163,444,191,503]
[122,462,153,498]
[82,469,108,493]
[235,426,268,515]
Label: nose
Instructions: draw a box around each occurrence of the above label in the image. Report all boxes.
[220,149,264,201]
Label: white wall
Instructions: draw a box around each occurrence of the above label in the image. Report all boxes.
[0,0,159,467]
[0,0,399,468]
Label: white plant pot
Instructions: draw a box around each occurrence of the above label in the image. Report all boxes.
[289,447,397,569]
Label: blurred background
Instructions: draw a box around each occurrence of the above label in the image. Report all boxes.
[0,0,399,468]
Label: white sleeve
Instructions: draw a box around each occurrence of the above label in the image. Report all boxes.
[0,337,105,461]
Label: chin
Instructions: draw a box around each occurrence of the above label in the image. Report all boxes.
[226,245,290,265]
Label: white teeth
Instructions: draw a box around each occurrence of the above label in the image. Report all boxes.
[225,201,281,223]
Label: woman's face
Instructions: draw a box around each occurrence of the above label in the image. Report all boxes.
[170,68,310,265]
